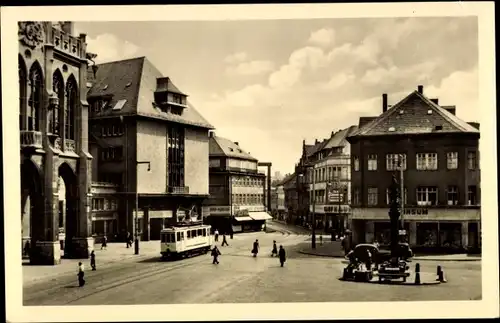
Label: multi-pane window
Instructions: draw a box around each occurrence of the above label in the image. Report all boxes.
[367,187,378,205]
[386,187,407,205]
[447,186,459,205]
[367,154,377,171]
[328,167,333,181]
[101,147,124,161]
[416,153,438,170]
[446,152,458,169]
[353,188,360,205]
[467,151,477,170]
[168,126,185,188]
[386,154,407,171]
[416,187,438,206]
[28,63,43,131]
[354,157,360,171]
[65,78,77,140]
[467,186,477,205]
[51,71,64,135]
[19,57,27,130]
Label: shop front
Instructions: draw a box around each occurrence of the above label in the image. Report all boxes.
[349,207,480,252]
[91,212,118,242]
[310,204,350,233]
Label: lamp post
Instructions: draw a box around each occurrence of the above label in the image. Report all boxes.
[135,161,151,255]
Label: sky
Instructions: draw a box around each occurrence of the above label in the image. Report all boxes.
[75,17,478,175]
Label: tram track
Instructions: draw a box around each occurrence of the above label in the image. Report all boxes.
[24,229,305,306]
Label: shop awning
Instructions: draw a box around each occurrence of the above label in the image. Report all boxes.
[249,212,273,221]
[234,216,253,222]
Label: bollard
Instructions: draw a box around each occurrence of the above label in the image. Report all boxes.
[436,265,442,281]
[414,263,421,285]
[438,266,447,283]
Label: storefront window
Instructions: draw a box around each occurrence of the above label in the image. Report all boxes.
[417,223,438,247]
[439,223,461,249]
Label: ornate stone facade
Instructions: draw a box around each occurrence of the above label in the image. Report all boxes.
[19,21,93,265]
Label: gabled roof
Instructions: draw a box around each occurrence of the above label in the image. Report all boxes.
[87,56,213,129]
[209,136,257,161]
[278,173,296,186]
[350,90,479,137]
[322,125,358,149]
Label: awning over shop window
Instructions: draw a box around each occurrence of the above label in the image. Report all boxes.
[249,212,273,221]
[234,216,253,222]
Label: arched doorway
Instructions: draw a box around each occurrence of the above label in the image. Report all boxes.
[20,159,43,259]
[58,162,78,258]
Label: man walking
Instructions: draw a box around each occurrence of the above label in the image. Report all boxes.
[252,239,259,257]
[214,229,219,242]
[77,262,85,287]
[279,245,286,267]
[90,250,96,271]
[221,234,229,247]
[101,236,107,250]
[211,246,221,264]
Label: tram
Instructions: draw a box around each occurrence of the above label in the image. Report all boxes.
[160,223,213,260]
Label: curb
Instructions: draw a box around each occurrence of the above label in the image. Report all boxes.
[298,250,345,258]
[299,250,481,262]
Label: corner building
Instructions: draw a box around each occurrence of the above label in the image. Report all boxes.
[346,85,481,252]
[87,56,213,241]
[19,22,93,265]
[204,134,271,233]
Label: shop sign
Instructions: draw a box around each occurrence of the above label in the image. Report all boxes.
[402,208,428,215]
[324,205,350,214]
[235,209,249,217]
[150,210,173,219]
[209,206,231,215]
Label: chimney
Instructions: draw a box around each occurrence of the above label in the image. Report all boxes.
[331,131,335,137]
[234,142,239,146]
[467,122,480,130]
[430,98,439,105]
[315,139,319,144]
[382,93,388,113]
[417,85,424,94]
[209,131,215,138]
[442,105,456,115]
[61,22,74,36]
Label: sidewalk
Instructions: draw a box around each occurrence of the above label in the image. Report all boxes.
[412,254,481,262]
[23,241,160,286]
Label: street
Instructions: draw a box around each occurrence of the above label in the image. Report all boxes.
[23,227,481,306]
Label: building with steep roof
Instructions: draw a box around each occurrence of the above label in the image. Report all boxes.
[87,56,214,241]
[346,85,481,252]
[205,133,271,233]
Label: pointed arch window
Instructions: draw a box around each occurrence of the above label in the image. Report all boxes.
[52,71,64,135]
[28,63,43,131]
[19,57,27,130]
[65,77,77,140]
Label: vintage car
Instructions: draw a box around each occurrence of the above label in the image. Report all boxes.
[346,243,413,269]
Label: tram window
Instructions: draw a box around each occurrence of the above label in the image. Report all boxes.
[192,230,197,238]
[165,234,170,243]
[170,233,175,242]
[177,232,181,241]
[187,231,191,239]
[181,232,185,240]
[203,229,207,237]
[161,234,165,243]
[197,229,202,236]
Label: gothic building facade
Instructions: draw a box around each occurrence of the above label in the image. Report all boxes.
[19,21,94,265]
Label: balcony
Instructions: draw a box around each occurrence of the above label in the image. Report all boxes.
[167,186,190,194]
[20,130,43,150]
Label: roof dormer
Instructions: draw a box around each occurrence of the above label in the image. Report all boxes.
[154,77,188,116]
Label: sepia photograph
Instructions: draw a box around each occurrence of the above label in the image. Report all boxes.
[2,2,498,322]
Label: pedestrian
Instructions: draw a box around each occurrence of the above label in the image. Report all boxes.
[214,229,219,242]
[252,239,259,257]
[320,235,323,245]
[230,229,234,240]
[24,240,30,257]
[77,262,85,287]
[101,235,107,250]
[279,245,286,267]
[365,249,372,271]
[211,245,221,264]
[221,234,229,246]
[126,232,131,248]
[271,240,278,257]
[90,250,96,271]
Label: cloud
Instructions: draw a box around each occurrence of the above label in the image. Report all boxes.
[86,33,140,63]
[226,60,275,76]
[224,52,248,64]
[308,28,335,47]
[198,17,478,173]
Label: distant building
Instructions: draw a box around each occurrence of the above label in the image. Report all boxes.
[270,181,286,220]
[346,85,481,251]
[205,133,272,233]
[295,126,358,233]
[87,56,213,241]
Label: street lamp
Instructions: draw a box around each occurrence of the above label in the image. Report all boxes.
[298,163,316,249]
[135,161,151,255]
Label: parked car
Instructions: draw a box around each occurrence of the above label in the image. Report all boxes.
[347,243,413,269]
